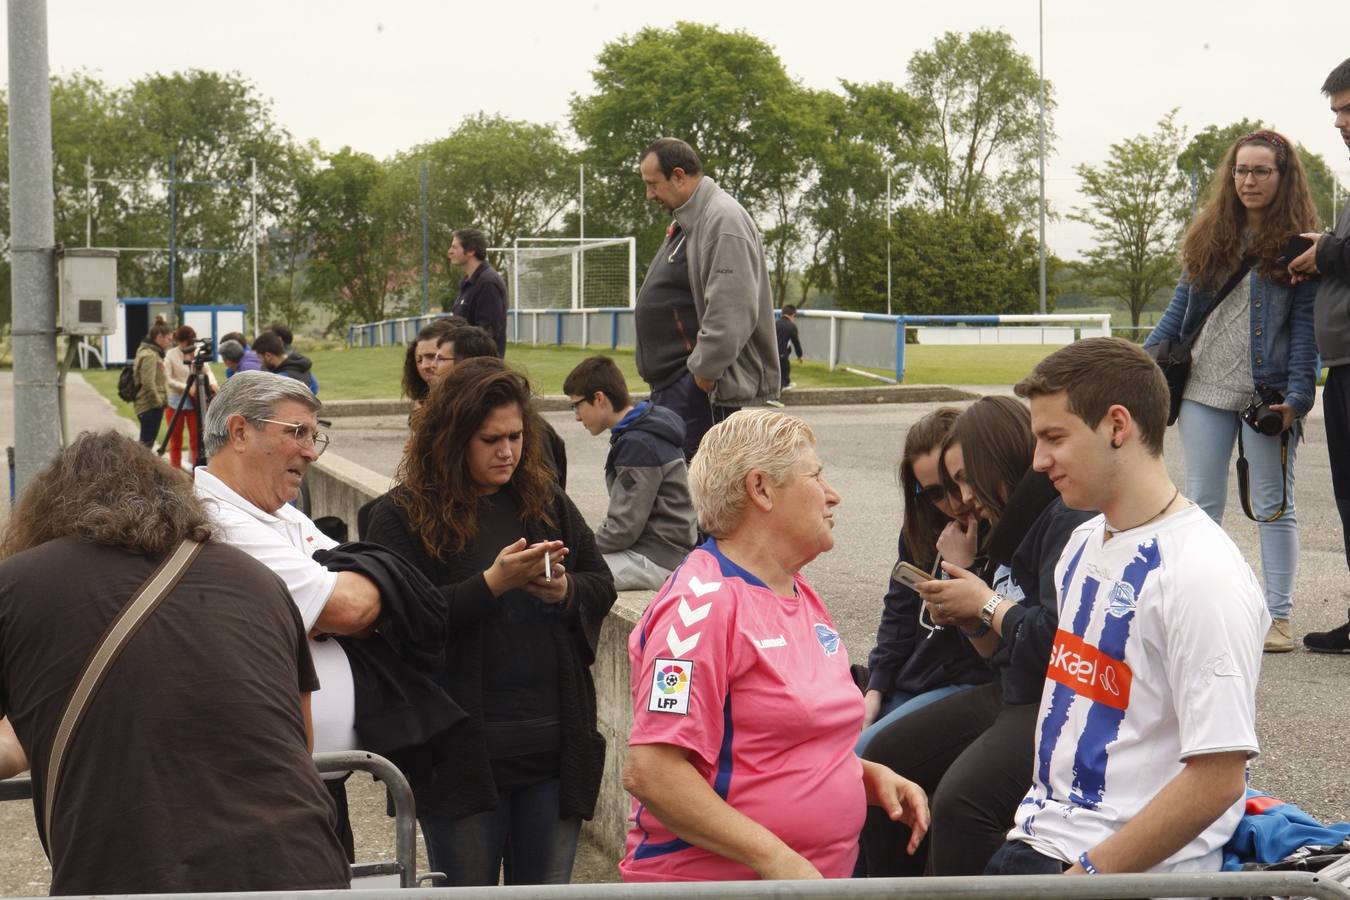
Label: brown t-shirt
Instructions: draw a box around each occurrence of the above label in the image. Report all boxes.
[0,537,351,894]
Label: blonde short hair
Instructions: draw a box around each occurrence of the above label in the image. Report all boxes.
[688,409,816,536]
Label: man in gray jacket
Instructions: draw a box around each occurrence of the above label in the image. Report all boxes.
[1291,57,1350,652]
[634,138,779,460]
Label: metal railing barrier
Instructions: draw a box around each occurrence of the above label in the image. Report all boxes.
[0,749,422,890]
[1,869,1347,899]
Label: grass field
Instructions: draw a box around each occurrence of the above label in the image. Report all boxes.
[80,341,1073,416]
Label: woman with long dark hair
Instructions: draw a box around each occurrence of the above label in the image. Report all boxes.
[856,408,991,754]
[401,316,464,408]
[365,358,615,886]
[1145,130,1318,652]
[860,396,1093,877]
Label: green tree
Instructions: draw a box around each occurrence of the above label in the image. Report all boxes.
[570,22,816,283]
[117,70,300,310]
[1178,120,1346,229]
[1072,112,1190,327]
[387,113,577,307]
[297,147,410,326]
[906,29,1054,224]
[802,82,922,310]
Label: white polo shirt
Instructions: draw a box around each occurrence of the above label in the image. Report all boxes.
[194,467,359,757]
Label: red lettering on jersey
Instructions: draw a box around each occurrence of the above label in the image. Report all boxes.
[1046,629,1132,710]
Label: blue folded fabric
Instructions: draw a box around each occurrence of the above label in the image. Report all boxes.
[1222,790,1350,871]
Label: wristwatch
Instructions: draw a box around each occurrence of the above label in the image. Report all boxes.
[980,593,1005,628]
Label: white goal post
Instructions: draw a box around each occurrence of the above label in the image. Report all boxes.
[488,237,637,311]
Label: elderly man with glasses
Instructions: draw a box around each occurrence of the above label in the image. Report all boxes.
[195,370,381,856]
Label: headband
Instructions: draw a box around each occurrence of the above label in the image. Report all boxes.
[1237,130,1289,167]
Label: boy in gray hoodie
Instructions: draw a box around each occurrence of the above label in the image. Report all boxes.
[564,357,697,590]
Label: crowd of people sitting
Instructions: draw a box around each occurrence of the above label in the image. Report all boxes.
[2,58,1350,894]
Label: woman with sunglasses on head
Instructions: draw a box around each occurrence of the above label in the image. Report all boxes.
[859,396,1093,877]
[855,408,992,757]
[1144,130,1319,653]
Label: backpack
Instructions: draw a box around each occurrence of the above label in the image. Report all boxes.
[117,364,139,402]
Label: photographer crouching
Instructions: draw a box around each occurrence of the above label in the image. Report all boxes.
[162,325,219,471]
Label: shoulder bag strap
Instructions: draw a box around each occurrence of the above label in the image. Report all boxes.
[42,538,204,854]
[1237,428,1290,523]
[1191,260,1253,337]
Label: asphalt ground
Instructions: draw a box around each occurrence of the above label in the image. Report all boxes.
[0,375,1347,891]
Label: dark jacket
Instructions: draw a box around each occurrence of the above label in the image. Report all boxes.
[775,316,802,359]
[1315,204,1350,366]
[452,261,508,356]
[597,402,696,570]
[866,535,993,699]
[363,485,616,820]
[981,470,1095,706]
[314,543,468,758]
[272,350,314,384]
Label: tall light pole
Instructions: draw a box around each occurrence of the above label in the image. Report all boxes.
[1037,0,1048,315]
[886,168,893,316]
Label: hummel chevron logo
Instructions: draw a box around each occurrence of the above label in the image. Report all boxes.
[688,576,721,598]
[666,626,701,658]
[678,598,712,627]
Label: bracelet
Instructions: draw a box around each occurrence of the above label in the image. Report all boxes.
[1078,851,1099,875]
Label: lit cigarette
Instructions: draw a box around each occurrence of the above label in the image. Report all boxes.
[544,550,552,582]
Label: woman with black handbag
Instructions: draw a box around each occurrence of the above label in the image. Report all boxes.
[1144,130,1319,653]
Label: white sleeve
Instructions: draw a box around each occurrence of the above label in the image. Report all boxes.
[212,511,337,631]
[1160,535,1265,761]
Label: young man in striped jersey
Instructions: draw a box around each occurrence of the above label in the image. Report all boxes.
[987,337,1267,877]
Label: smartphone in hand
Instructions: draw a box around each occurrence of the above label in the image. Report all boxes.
[1276,234,1315,268]
[891,560,930,591]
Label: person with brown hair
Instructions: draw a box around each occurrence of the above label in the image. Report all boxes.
[401,316,465,407]
[1144,130,1319,652]
[985,337,1265,877]
[856,407,993,755]
[364,358,615,886]
[448,229,508,356]
[859,396,1093,877]
[0,431,350,894]
[132,320,173,446]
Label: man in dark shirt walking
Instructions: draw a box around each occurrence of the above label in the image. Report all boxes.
[775,305,804,390]
[449,228,509,357]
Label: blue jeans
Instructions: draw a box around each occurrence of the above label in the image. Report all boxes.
[419,778,581,886]
[1178,399,1298,618]
[854,683,977,756]
[985,839,1068,874]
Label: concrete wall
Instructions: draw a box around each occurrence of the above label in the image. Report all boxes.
[305,453,642,861]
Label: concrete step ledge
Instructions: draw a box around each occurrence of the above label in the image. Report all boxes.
[318,384,978,418]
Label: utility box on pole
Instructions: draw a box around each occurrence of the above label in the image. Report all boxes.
[57,247,118,335]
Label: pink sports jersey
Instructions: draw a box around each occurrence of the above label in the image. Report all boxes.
[619,540,866,882]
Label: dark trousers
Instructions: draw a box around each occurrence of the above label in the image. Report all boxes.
[779,354,792,387]
[860,683,1038,877]
[324,776,356,862]
[1324,365,1350,573]
[136,408,161,447]
[419,778,581,887]
[985,840,1068,875]
[650,371,739,462]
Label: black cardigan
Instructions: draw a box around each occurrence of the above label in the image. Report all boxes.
[364,484,616,821]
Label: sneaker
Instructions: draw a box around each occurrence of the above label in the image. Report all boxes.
[1303,609,1350,653]
[1264,618,1295,653]
[765,399,785,408]
[784,382,797,391]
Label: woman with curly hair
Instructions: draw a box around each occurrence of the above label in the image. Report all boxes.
[1145,129,1319,652]
[365,358,616,886]
[401,316,465,408]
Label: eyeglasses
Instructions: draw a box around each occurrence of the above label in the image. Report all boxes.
[435,354,458,366]
[569,397,592,413]
[1232,165,1278,181]
[915,483,947,505]
[257,418,330,456]
[415,352,439,365]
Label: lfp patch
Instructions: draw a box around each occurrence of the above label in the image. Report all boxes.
[814,623,841,656]
[647,658,693,715]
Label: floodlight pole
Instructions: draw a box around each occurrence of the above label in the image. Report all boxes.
[8,0,62,492]
[1037,0,1048,315]
[886,168,893,316]
[419,160,429,316]
[251,157,259,330]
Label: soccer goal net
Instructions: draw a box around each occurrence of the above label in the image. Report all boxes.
[488,237,636,310]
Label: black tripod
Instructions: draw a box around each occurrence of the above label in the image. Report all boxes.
[157,342,214,468]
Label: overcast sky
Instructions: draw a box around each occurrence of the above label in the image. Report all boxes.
[3,0,1349,260]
